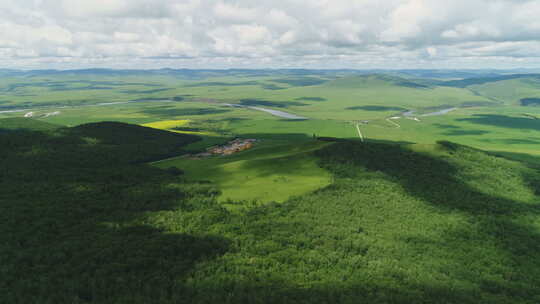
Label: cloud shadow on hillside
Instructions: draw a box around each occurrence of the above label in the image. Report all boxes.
[346,105,406,111]
[140,106,231,117]
[457,114,540,131]
[315,140,540,301]
[0,127,230,302]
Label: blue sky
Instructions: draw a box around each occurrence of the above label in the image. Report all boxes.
[2,0,540,69]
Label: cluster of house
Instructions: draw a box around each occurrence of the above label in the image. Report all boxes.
[193,138,257,158]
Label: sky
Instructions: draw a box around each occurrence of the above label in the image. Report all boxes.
[2,0,540,70]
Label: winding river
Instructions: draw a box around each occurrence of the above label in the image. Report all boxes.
[401,107,457,117]
[223,104,307,120]
[1,99,309,121]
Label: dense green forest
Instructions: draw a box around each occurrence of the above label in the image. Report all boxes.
[1,119,539,303]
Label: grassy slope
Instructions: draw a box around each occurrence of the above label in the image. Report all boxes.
[287,76,490,120]
[353,106,540,157]
[154,140,332,205]
[180,75,491,121]
[0,74,183,109]
[469,77,540,104]
[0,117,60,131]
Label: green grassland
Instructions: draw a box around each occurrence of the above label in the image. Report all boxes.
[468,77,540,104]
[2,70,540,181]
[285,75,491,120]
[154,140,332,205]
[1,118,539,303]
[352,106,540,158]
[0,116,60,131]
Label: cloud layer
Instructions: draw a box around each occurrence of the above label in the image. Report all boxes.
[1,0,540,69]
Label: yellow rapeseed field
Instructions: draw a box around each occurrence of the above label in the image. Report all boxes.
[142,119,212,135]
[142,120,190,130]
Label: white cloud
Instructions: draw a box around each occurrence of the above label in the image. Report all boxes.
[381,0,432,42]
[264,9,298,29]
[60,0,130,17]
[1,0,540,69]
[212,2,259,23]
[113,32,140,43]
[278,31,297,46]
[426,47,437,57]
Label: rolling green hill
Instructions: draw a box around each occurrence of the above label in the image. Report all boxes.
[467,77,540,104]
[0,117,60,131]
[1,119,539,303]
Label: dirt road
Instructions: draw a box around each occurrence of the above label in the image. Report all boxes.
[355,124,364,142]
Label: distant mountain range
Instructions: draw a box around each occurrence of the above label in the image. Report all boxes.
[2,68,540,80]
